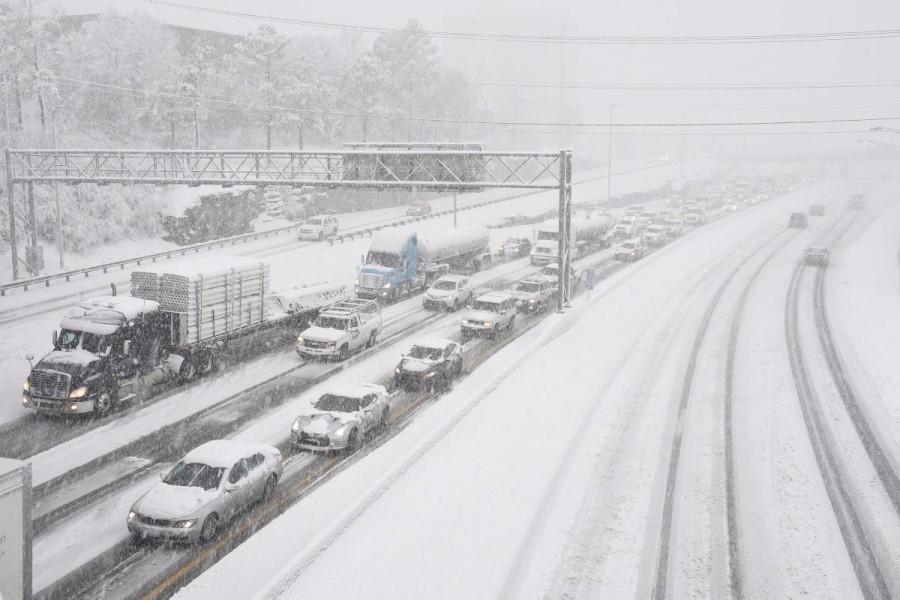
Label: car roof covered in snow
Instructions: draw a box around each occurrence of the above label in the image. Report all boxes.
[319,383,388,399]
[475,291,511,303]
[181,440,277,469]
[434,274,466,283]
[410,337,456,350]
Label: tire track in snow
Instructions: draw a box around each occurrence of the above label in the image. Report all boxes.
[650,228,790,600]
[784,211,892,600]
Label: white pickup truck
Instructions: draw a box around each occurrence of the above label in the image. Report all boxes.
[296,299,382,361]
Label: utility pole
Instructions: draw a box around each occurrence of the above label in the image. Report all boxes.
[680,111,686,180]
[52,114,63,269]
[559,25,566,150]
[607,104,616,205]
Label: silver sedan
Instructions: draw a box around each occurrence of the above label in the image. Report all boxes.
[127,439,283,544]
[291,383,391,453]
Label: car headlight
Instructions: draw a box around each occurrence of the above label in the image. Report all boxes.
[23,379,30,392]
[297,336,304,345]
[174,519,197,529]
[128,511,138,523]
[292,420,301,432]
[425,371,435,379]
[395,367,401,375]
[69,386,88,399]
[383,282,391,289]
[483,321,492,327]
[334,425,349,437]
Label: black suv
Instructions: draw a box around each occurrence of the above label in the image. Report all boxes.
[394,338,463,392]
[789,212,808,228]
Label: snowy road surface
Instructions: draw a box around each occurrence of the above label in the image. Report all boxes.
[169,178,896,599]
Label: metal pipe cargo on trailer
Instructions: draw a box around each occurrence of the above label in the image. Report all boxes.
[23,254,349,417]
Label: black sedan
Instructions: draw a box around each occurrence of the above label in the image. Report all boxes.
[394,338,463,392]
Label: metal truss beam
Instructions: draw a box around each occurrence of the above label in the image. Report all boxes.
[6,149,564,190]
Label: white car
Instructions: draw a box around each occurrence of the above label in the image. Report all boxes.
[127,440,283,543]
[291,384,391,452]
[460,291,517,339]
[423,274,473,311]
[297,215,339,240]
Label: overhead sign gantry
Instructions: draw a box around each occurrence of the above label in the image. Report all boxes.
[4,146,573,309]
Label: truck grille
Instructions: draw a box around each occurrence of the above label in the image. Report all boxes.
[358,273,383,289]
[31,370,71,399]
[304,339,331,349]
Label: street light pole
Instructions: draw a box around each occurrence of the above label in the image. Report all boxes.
[606,104,616,205]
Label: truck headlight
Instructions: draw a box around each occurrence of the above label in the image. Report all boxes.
[128,511,137,523]
[174,519,197,529]
[483,321,492,327]
[23,379,30,392]
[425,372,435,379]
[69,386,88,399]
[292,420,301,432]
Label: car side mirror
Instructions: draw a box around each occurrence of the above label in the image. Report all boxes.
[159,470,167,481]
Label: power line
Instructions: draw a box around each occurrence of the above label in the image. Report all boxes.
[476,80,900,91]
[140,1,900,46]
[49,73,900,129]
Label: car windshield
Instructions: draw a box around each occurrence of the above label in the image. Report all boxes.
[308,218,322,225]
[314,394,360,412]
[515,282,541,293]
[57,329,112,355]
[315,316,349,330]
[408,345,442,360]
[164,462,224,491]
[473,300,501,312]
[433,280,457,291]
[366,251,400,268]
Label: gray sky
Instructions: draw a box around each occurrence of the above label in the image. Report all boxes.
[45,0,900,156]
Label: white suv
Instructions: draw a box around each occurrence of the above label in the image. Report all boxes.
[461,291,517,340]
[423,274,473,311]
[297,215,339,241]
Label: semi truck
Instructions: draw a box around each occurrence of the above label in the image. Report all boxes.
[22,255,350,417]
[355,226,491,301]
[529,214,613,266]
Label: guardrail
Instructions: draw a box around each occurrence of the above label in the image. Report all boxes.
[0,188,543,297]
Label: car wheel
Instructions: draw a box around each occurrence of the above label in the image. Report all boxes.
[346,429,361,453]
[455,358,463,376]
[93,391,113,417]
[339,344,350,361]
[200,513,219,543]
[367,331,377,349]
[261,474,277,502]
[318,231,324,241]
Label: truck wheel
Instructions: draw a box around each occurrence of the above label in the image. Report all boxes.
[367,331,377,349]
[197,350,216,377]
[94,391,114,417]
[178,357,196,383]
[339,344,350,361]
